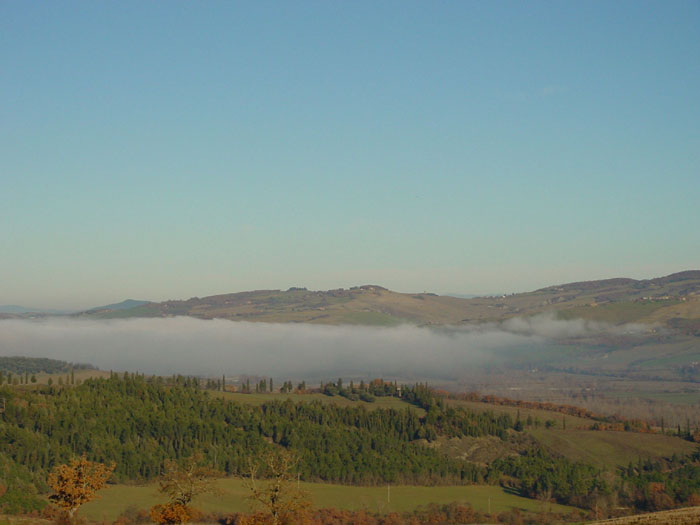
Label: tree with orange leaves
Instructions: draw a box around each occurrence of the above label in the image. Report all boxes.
[48,455,116,520]
[149,502,193,525]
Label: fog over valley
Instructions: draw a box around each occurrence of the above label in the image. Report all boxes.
[0,316,648,380]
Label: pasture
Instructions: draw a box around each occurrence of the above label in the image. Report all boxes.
[529,429,697,469]
[209,391,427,415]
[80,479,577,522]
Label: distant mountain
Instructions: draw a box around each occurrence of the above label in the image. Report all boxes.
[79,272,700,331]
[0,305,73,315]
[84,299,150,313]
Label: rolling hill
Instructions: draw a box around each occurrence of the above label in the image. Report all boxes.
[78,271,700,330]
[83,299,150,313]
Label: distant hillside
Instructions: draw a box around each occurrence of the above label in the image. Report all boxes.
[0,305,37,314]
[83,299,150,313]
[0,356,95,374]
[79,272,700,331]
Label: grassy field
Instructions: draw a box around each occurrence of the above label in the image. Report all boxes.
[209,391,427,415]
[39,369,110,382]
[8,368,111,388]
[446,398,596,430]
[80,479,576,522]
[557,300,680,324]
[529,429,697,469]
[609,389,700,405]
[336,310,405,326]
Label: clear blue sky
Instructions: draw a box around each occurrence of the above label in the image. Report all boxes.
[2,1,699,309]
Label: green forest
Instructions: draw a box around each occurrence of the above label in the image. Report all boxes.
[1,373,699,521]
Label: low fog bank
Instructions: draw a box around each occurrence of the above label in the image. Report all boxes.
[0,315,648,380]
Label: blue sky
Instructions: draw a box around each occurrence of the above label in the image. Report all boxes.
[1,1,699,309]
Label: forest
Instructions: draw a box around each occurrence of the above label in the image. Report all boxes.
[1,372,699,522]
[0,375,513,482]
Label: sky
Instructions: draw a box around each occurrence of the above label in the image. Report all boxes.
[1,1,699,310]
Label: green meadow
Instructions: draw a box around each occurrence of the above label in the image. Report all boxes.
[209,391,426,415]
[81,479,576,522]
[528,429,697,470]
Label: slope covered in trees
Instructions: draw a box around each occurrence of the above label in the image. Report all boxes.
[0,375,506,486]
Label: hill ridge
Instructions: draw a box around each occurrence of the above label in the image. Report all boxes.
[78,271,700,329]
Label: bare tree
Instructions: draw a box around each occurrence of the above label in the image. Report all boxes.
[244,449,310,525]
[157,453,219,506]
[150,453,220,524]
[537,485,553,523]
